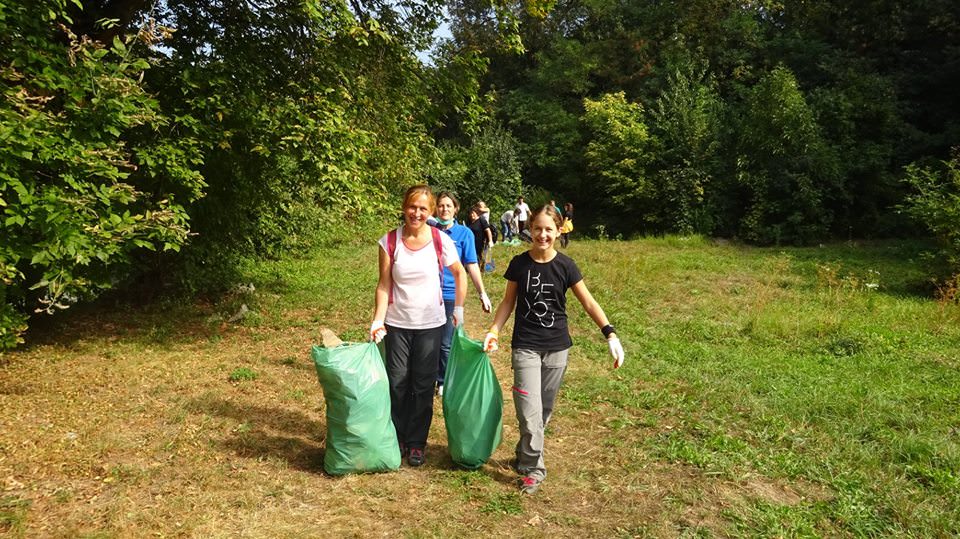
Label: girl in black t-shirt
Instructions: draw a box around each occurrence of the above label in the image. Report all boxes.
[482,205,625,495]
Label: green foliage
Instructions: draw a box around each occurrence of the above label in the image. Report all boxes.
[582,92,655,232]
[0,0,203,349]
[228,367,258,382]
[734,66,842,245]
[431,125,523,212]
[649,60,724,234]
[143,0,465,293]
[901,152,960,273]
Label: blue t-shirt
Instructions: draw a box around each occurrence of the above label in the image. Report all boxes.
[440,222,477,300]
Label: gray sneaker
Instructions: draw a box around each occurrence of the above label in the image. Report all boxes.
[518,475,541,494]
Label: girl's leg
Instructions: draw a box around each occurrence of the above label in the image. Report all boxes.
[540,349,569,430]
[512,348,569,482]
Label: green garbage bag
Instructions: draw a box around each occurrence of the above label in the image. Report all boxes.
[311,341,400,475]
[442,326,503,469]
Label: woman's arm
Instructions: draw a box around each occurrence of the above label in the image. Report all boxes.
[370,247,392,341]
[373,248,391,319]
[450,260,467,307]
[465,263,491,312]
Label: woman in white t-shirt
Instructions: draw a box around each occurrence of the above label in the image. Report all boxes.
[370,185,466,467]
[514,196,531,236]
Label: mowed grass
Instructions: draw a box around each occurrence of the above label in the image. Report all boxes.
[1,237,958,537]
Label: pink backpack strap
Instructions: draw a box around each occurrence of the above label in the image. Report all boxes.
[431,226,444,305]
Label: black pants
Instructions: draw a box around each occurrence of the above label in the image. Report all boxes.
[384,324,443,449]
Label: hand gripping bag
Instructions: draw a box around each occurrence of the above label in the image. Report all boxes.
[442,326,503,468]
[311,342,400,475]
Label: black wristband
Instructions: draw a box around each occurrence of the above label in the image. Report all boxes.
[601,324,616,338]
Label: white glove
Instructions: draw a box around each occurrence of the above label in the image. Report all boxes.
[369,320,386,343]
[479,292,492,313]
[608,337,624,368]
[483,331,499,352]
[453,306,464,327]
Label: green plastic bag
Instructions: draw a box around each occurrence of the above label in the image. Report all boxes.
[442,326,503,469]
[311,341,400,475]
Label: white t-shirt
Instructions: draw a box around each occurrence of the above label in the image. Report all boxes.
[378,226,459,329]
[515,202,530,221]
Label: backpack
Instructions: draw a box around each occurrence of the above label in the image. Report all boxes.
[386,225,444,304]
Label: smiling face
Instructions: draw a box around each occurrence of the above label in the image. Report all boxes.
[404,193,433,230]
[528,211,560,255]
[436,195,457,223]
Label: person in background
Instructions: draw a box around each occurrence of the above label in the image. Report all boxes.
[560,202,574,248]
[549,199,562,216]
[467,205,494,270]
[476,200,496,246]
[434,192,492,397]
[482,204,624,494]
[370,185,465,467]
[514,196,530,237]
[500,209,516,241]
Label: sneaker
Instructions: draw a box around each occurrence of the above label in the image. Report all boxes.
[518,475,541,495]
[398,442,408,458]
[408,447,425,467]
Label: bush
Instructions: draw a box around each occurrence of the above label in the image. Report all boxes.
[582,92,656,233]
[0,2,204,350]
[733,66,842,245]
[901,152,960,274]
[431,125,524,216]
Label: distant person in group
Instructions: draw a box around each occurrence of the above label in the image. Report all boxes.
[500,209,516,241]
[483,204,624,495]
[467,204,494,271]
[549,199,562,216]
[370,185,466,467]
[433,192,492,397]
[514,196,531,236]
[560,202,574,248]
[476,200,495,245]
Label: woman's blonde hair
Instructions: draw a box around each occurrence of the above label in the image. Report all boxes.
[402,184,436,212]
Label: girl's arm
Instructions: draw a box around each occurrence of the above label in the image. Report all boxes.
[570,280,611,330]
[483,280,519,351]
[371,248,392,341]
[465,262,491,312]
[571,279,625,368]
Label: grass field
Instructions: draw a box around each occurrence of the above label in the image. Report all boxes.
[1,237,958,537]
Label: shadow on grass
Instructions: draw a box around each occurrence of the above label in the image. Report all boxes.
[188,393,518,483]
[187,394,326,474]
[776,240,942,298]
[19,296,218,353]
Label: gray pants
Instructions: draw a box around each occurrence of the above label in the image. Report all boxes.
[511,348,569,481]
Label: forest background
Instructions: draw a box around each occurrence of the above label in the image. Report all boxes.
[2,0,960,347]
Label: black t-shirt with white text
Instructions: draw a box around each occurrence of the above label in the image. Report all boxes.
[504,251,583,351]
